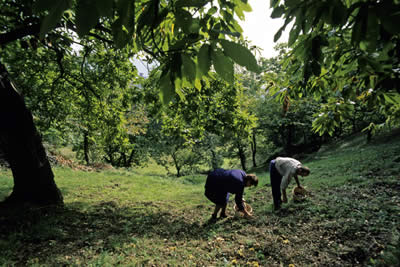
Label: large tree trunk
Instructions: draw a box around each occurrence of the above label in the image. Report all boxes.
[0,62,63,206]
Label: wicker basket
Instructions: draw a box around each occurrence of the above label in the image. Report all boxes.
[233,201,253,215]
[292,186,307,202]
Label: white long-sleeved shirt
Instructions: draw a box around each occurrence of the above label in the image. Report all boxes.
[275,157,301,190]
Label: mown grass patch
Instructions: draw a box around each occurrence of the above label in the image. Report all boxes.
[0,131,399,266]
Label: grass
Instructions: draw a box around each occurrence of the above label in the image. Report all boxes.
[0,132,399,266]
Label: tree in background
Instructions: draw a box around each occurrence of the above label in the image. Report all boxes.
[270,0,400,137]
[1,38,146,167]
[147,75,257,175]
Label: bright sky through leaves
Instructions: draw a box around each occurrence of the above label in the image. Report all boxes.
[239,0,289,59]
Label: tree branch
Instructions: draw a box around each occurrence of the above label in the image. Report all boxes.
[0,21,113,47]
[0,24,40,45]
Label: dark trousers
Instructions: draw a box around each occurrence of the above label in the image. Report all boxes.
[269,160,282,209]
[205,188,229,206]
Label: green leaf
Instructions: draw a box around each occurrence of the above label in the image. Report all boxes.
[33,0,55,13]
[176,0,209,8]
[381,14,400,34]
[176,9,194,34]
[237,0,252,12]
[188,18,201,34]
[175,78,186,101]
[111,0,135,48]
[231,0,252,20]
[274,27,283,42]
[271,5,284,18]
[288,24,301,46]
[136,1,155,36]
[274,16,292,42]
[181,54,196,83]
[211,47,234,83]
[383,92,400,105]
[96,0,114,18]
[270,0,280,8]
[112,18,129,48]
[378,1,400,34]
[331,1,348,26]
[210,29,241,38]
[197,44,211,76]
[234,6,245,20]
[363,7,379,52]
[117,0,135,32]
[39,0,72,39]
[159,72,174,105]
[76,0,101,37]
[220,40,259,73]
[351,6,367,46]
[207,6,218,16]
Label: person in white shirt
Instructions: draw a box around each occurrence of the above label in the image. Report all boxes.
[269,157,310,210]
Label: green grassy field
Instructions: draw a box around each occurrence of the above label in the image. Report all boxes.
[0,131,399,266]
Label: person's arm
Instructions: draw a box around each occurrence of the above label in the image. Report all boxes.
[294,174,301,188]
[234,187,252,217]
[281,172,291,203]
[280,172,290,203]
[235,189,245,211]
[282,188,288,203]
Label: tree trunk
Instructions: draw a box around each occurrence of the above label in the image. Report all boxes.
[284,123,294,155]
[83,130,90,165]
[237,142,246,172]
[126,149,135,167]
[251,130,257,168]
[210,149,218,169]
[0,62,63,206]
[171,153,181,177]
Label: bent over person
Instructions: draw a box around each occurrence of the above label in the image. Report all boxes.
[269,157,310,210]
[205,169,258,220]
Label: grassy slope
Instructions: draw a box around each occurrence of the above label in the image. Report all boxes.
[0,132,399,266]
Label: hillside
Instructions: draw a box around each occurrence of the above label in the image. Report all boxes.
[0,131,399,266]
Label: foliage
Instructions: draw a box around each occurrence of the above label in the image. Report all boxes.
[149,75,258,174]
[270,0,400,136]
[1,39,149,166]
[251,55,322,157]
[0,0,259,95]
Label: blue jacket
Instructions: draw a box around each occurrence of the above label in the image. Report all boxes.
[205,169,246,210]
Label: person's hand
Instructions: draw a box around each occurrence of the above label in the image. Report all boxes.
[241,210,253,219]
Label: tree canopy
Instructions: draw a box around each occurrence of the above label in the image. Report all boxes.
[270,0,400,135]
[1,0,260,97]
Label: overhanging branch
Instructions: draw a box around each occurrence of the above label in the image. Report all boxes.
[0,24,41,45]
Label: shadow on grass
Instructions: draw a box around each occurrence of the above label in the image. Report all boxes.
[0,200,220,265]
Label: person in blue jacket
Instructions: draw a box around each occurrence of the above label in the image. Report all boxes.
[205,168,258,220]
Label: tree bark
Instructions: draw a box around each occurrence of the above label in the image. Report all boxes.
[237,142,247,172]
[83,131,90,165]
[0,62,63,206]
[251,130,257,168]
